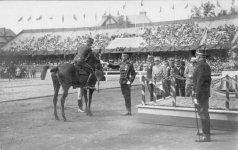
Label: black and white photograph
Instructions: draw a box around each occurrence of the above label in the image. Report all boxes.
[0,0,238,149]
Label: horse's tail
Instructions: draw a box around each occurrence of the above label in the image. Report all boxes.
[40,65,50,80]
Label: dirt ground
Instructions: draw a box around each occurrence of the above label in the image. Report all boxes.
[0,86,238,150]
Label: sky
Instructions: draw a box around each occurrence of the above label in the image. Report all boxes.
[0,0,236,34]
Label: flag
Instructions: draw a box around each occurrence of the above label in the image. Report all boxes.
[217,1,221,8]
[36,16,42,21]
[159,7,162,13]
[83,14,86,19]
[141,0,143,7]
[49,16,53,20]
[231,31,238,44]
[27,16,31,21]
[172,4,174,10]
[232,0,235,5]
[184,3,188,9]
[104,11,107,16]
[95,13,97,21]
[73,14,77,21]
[123,2,126,9]
[199,28,208,45]
[18,17,23,22]
[62,16,64,22]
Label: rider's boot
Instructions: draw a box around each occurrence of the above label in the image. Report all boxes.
[85,73,96,90]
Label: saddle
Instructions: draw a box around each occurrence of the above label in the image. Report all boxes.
[72,64,96,89]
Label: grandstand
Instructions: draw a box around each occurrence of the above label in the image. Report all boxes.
[0,14,237,73]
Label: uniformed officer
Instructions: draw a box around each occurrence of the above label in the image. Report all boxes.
[152,57,164,99]
[106,53,136,115]
[192,49,211,142]
[184,57,197,96]
[145,55,154,101]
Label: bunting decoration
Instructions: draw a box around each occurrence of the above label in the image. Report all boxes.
[232,0,235,5]
[184,3,188,9]
[159,7,162,13]
[217,1,221,8]
[27,16,31,21]
[95,13,97,21]
[123,1,126,9]
[62,16,64,22]
[18,17,23,22]
[141,0,143,7]
[199,28,208,45]
[231,31,238,44]
[73,14,77,21]
[36,16,42,21]
[83,14,86,19]
[172,4,174,10]
[49,16,53,20]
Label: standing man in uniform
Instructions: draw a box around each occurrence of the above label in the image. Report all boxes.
[184,57,197,97]
[145,55,154,101]
[106,53,136,115]
[192,50,211,142]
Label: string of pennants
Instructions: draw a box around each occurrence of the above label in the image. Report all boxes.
[17,0,231,23]
[17,0,231,22]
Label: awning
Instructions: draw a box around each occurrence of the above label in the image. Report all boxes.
[104,37,146,53]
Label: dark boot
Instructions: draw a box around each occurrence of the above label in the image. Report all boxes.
[77,99,85,113]
[85,73,96,90]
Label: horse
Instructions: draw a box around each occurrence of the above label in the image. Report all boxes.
[41,53,105,121]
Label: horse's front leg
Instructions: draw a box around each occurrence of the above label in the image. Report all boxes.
[83,89,89,115]
[61,87,69,122]
[87,89,94,116]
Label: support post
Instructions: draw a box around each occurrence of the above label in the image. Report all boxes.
[141,76,146,105]
[225,75,230,110]
[236,75,238,99]
[170,75,176,107]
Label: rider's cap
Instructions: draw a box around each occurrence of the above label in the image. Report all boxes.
[87,37,94,43]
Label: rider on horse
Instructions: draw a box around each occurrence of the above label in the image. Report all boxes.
[73,37,100,90]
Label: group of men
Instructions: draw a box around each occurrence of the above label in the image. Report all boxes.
[73,37,211,142]
[144,50,211,142]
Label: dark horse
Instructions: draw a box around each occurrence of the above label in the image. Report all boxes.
[41,54,104,121]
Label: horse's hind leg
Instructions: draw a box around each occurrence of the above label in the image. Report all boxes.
[83,89,89,116]
[87,89,94,116]
[52,74,60,120]
[61,85,70,122]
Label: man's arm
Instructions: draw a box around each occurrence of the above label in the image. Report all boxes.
[129,64,136,84]
[107,63,120,69]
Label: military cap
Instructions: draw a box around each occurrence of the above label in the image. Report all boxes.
[195,49,207,56]
[147,55,154,59]
[87,37,94,43]
[122,53,129,57]
[190,57,196,62]
[154,57,160,61]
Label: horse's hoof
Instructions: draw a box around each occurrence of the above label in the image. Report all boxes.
[63,118,67,122]
[88,112,93,116]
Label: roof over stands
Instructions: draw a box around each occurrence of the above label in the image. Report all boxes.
[104,37,146,53]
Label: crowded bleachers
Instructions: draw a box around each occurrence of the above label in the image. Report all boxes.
[1,21,237,78]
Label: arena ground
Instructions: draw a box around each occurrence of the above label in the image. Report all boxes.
[0,86,238,150]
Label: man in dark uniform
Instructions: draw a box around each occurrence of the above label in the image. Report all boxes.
[73,37,99,89]
[106,53,136,115]
[192,50,211,142]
